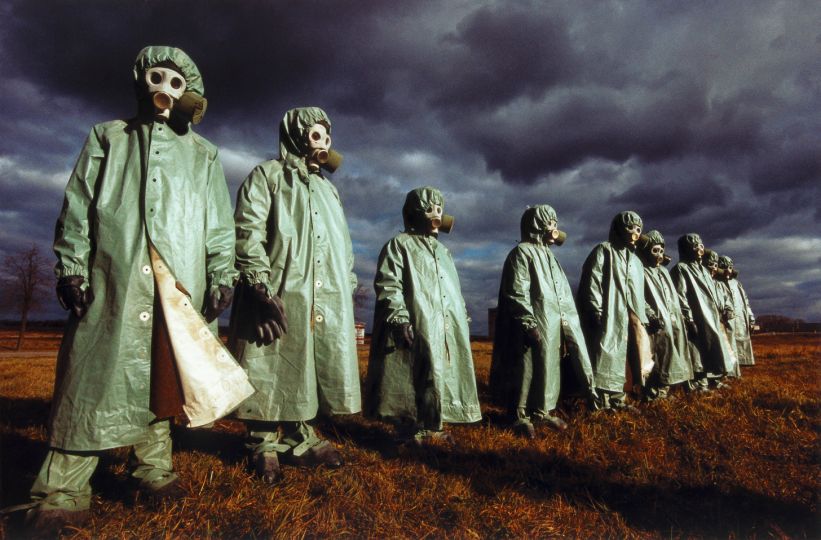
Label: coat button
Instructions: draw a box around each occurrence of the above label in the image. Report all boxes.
[315,315,324,323]
[315,280,323,288]
[139,311,151,322]
[142,265,151,275]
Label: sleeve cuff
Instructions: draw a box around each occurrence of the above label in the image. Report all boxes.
[387,315,410,326]
[241,270,270,287]
[55,264,86,280]
[519,319,538,331]
[209,270,239,288]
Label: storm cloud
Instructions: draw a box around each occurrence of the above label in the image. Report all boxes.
[1,0,819,331]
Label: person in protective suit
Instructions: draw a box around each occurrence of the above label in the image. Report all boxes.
[718,255,756,367]
[702,249,720,278]
[489,205,597,438]
[26,46,237,529]
[365,187,481,445]
[636,231,693,399]
[229,107,358,482]
[704,249,741,379]
[577,211,651,411]
[670,234,736,390]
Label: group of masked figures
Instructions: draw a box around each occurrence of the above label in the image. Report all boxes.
[490,209,756,439]
[20,47,755,530]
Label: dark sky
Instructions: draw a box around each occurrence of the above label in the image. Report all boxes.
[1,0,819,332]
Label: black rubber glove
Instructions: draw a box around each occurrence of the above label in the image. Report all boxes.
[392,322,415,349]
[686,319,699,341]
[523,326,541,348]
[204,285,234,323]
[588,311,603,329]
[250,283,288,346]
[646,315,664,334]
[56,276,94,319]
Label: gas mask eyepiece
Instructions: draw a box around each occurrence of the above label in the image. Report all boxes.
[145,67,186,120]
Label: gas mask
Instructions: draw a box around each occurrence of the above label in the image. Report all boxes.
[703,249,719,277]
[304,123,343,173]
[543,219,567,246]
[649,244,666,267]
[693,241,705,261]
[424,203,454,234]
[718,256,738,279]
[145,67,186,120]
[621,222,642,247]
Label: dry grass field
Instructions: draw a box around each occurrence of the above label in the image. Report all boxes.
[1,331,819,539]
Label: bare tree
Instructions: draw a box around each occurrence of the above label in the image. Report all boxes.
[2,245,51,350]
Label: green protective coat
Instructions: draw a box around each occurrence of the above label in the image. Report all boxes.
[670,234,735,375]
[639,231,693,385]
[718,256,755,366]
[365,187,481,428]
[577,211,648,393]
[49,47,236,451]
[230,107,360,421]
[489,205,594,414]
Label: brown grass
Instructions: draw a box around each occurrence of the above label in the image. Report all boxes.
[1,332,819,539]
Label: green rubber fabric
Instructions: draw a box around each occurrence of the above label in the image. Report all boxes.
[31,420,176,510]
[48,46,236,451]
[718,256,756,366]
[670,234,736,376]
[365,187,481,430]
[638,231,693,386]
[230,107,361,421]
[576,211,648,393]
[489,205,594,416]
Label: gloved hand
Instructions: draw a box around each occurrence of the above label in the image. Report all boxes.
[392,322,415,349]
[686,319,699,340]
[56,276,94,319]
[250,283,288,346]
[646,315,664,334]
[588,311,603,329]
[204,285,234,323]
[523,326,541,348]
